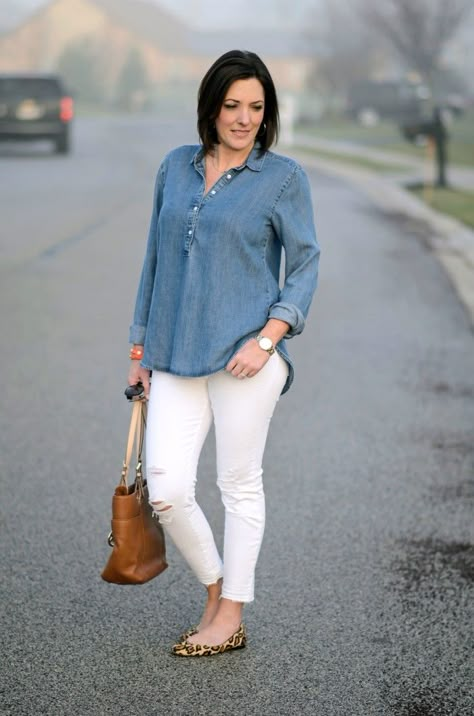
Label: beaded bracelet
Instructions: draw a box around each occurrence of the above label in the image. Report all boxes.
[129,346,144,360]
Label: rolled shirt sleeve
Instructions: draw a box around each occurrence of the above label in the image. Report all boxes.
[269,165,320,337]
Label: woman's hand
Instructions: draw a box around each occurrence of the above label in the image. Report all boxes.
[225,339,270,379]
[128,360,151,399]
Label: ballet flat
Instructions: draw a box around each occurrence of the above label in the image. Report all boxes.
[178,625,198,642]
[172,623,246,657]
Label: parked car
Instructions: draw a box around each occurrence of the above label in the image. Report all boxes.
[346,79,430,126]
[0,73,73,154]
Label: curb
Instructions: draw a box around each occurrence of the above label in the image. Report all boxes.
[288,148,474,328]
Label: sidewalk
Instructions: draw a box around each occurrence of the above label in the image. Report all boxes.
[286,136,474,326]
[295,132,474,191]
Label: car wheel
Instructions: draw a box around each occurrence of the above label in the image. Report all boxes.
[55,131,70,154]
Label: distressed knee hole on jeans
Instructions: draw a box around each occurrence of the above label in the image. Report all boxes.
[150,499,173,525]
[151,501,172,512]
[148,466,173,522]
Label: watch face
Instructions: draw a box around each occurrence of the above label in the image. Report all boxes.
[259,337,273,351]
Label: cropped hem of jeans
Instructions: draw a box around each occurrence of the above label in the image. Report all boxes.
[201,571,224,586]
[221,589,255,604]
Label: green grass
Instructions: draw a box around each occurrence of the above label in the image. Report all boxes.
[298,110,474,167]
[408,185,474,228]
[383,139,474,167]
[299,118,399,143]
[292,145,411,173]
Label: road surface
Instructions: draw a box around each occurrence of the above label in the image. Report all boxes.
[1,117,473,716]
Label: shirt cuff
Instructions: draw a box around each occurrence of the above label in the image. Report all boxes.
[129,324,147,345]
[268,302,305,337]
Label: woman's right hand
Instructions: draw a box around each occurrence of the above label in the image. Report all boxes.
[128,360,151,399]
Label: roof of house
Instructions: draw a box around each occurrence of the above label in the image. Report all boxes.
[92,0,190,53]
[92,1,314,59]
[0,0,316,60]
[189,30,315,59]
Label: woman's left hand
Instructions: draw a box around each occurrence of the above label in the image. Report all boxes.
[225,339,270,379]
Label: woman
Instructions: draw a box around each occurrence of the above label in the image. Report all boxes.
[128,50,320,657]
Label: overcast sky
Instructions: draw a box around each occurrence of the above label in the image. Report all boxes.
[2,0,318,31]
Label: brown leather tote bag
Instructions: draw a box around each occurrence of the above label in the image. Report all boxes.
[101,399,168,584]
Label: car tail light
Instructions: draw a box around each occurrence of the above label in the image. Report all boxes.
[60,97,73,122]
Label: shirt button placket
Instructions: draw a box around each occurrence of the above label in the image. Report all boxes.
[185,201,200,255]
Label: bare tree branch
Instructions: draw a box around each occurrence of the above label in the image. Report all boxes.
[304,0,377,94]
[359,0,474,81]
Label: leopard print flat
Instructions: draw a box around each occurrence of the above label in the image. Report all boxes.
[172,623,246,657]
[178,626,198,642]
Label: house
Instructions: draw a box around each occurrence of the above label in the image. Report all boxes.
[0,0,315,103]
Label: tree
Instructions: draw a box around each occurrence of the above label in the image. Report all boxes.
[310,1,376,95]
[302,0,381,119]
[115,48,150,112]
[56,38,106,105]
[358,0,474,85]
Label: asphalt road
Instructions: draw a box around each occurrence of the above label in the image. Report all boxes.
[1,117,473,716]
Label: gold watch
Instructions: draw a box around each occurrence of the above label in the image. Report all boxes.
[256,334,275,355]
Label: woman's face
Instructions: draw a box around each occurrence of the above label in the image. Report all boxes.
[214,78,265,154]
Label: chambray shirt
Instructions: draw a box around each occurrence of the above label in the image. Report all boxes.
[129,144,320,394]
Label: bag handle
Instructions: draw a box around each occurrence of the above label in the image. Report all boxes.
[106,400,149,549]
[134,401,147,501]
[120,400,147,491]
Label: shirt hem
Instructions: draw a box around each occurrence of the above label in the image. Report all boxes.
[141,350,294,394]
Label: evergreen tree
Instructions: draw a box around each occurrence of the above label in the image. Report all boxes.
[56,38,106,105]
[115,48,150,111]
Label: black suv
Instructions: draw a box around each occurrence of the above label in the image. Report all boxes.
[0,74,73,154]
[346,79,430,125]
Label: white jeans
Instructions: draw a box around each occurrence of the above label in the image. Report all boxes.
[145,354,288,603]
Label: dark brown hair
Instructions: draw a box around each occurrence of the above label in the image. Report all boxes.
[197,50,279,154]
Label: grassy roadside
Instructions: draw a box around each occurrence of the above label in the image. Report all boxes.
[292,144,411,173]
[294,126,474,229]
[407,185,474,229]
[298,111,474,168]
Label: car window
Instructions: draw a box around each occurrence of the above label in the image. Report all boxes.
[0,78,62,97]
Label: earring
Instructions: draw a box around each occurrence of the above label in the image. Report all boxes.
[258,122,267,137]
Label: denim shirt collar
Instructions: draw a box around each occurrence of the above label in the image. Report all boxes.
[191,143,267,173]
